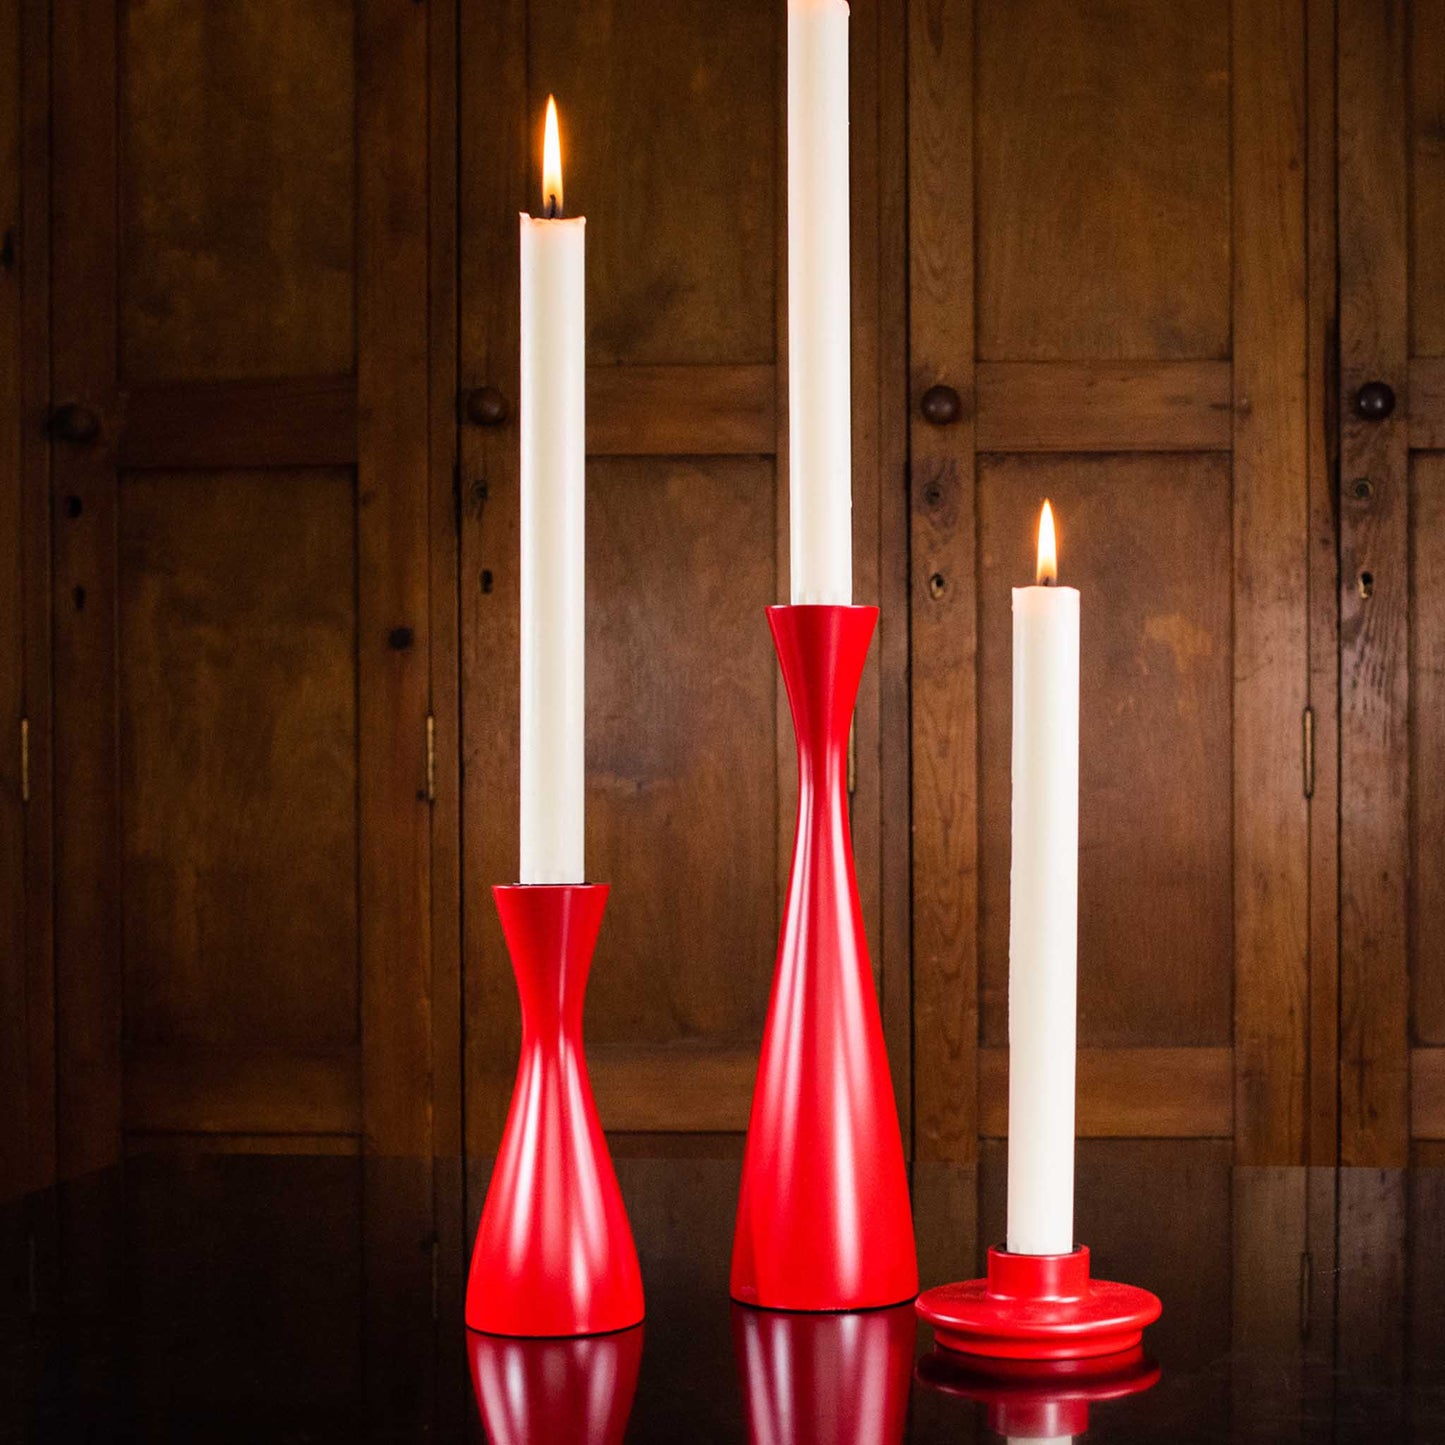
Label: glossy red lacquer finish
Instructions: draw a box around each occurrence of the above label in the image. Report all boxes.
[465,885,644,1337]
[916,1245,1161,1360]
[732,1302,915,1445]
[915,1343,1161,1435]
[731,605,918,1310]
[467,1324,644,1444]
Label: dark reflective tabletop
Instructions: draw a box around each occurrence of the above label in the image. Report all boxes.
[6,1150,1443,1441]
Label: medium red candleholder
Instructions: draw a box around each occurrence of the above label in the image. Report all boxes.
[916,1342,1160,1436]
[467,1324,643,1444]
[916,1245,1160,1361]
[731,605,917,1312]
[465,884,644,1337]
[732,1301,915,1444]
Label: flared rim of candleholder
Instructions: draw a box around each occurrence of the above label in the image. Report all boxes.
[916,1245,1161,1361]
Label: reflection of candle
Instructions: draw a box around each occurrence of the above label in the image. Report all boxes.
[1007,501,1080,1257]
[519,96,585,884]
[787,0,851,604]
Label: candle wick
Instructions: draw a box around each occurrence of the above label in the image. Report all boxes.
[545,194,560,219]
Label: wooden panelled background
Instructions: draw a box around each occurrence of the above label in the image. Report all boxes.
[2,0,1441,1226]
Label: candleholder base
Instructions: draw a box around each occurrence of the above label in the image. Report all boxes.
[916,1245,1160,1361]
[915,1342,1160,1436]
[465,884,644,1338]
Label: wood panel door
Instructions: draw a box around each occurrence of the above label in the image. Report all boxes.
[459,0,909,1167]
[908,0,1318,1171]
[1338,0,1445,1167]
[39,0,440,1180]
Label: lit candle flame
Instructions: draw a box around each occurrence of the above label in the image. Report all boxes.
[1036,500,1057,585]
[542,95,563,217]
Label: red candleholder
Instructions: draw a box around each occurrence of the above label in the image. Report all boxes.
[467,1324,643,1444]
[465,884,644,1337]
[732,1301,915,1444]
[916,1245,1160,1361]
[731,605,918,1311]
[916,1342,1160,1436]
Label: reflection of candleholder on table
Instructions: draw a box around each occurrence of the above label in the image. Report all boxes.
[732,1300,915,1445]
[731,606,917,1311]
[468,1322,643,1444]
[916,1342,1160,1438]
[465,885,644,1338]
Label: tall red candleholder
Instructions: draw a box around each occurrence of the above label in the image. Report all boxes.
[465,884,644,1337]
[916,1244,1160,1361]
[731,605,917,1311]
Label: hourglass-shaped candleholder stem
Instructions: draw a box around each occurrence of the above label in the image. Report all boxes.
[465,884,644,1338]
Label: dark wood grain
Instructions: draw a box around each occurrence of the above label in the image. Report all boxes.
[586,365,774,456]
[51,0,121,1180]
[1233,0,1310,1165]
[873,0,913,1150]
[974,361,1232,452]
[19,0,55,1196]
[117,469,358,1059]
[119,377,356,470]
[1411,358,1445,450]
[909,0,978,1165]
[1411,3,1445,358]
[356,2,436,1423]
[124,1045,360,1135]
[975,0,1230,363]
[0,0,25,1199]
[1413,1048,1445,1138]
[459,0,527,1162]
[1411,454,1445,1047]
[119,0,355,383]
[425,3,466,1429]
[528,0,777,368]
[1306,0,1341,1168]
[1338,0,1410,1167]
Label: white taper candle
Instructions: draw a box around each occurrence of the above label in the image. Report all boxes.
[1006,501,1080,1256]
[518,97,586,884]
[787,0,852,604]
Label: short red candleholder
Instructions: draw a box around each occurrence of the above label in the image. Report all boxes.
[731,605,917,1312]
[916,1342,1161,1436]
[916,1245,1160,1361]
[465,884,644,1338]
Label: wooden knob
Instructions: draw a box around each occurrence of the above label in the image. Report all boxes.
[47,401,101,444]
[920,384,961,426]
[1354,381,1396,421]
[463,385,510,426]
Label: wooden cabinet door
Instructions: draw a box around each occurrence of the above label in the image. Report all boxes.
[908,0,1316,1175]
[1338,0,1445,1167]
[458,0,909,1167]
[43,0,436,1178]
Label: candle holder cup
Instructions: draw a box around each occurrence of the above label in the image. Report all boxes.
[916,1244,1160,1361]
[731,604,918,1311]
[465,883,644,1338]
